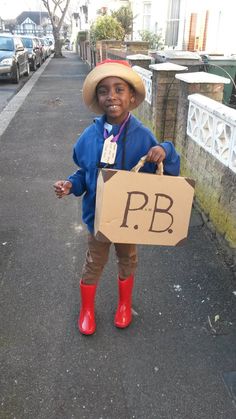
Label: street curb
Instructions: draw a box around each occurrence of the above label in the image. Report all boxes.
[0,56,52,140]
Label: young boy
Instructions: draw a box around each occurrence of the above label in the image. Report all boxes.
[54,59,180,335]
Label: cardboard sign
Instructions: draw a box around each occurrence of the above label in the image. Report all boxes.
[94,169,195,246]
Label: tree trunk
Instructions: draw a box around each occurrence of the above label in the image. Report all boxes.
[53,28,63,58]
[42,0,71,58]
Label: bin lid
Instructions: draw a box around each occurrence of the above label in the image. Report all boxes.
[200,54,236,65]
[155,50,201,61]
[176,72,230,84]
[126,54,152,60]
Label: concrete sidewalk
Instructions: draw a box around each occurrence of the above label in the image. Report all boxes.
[0,51,235,419]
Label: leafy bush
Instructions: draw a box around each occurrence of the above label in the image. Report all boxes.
[111,6,133,37]
[138,30,164,50]
[77,31,88,42]
[90,15,125,45]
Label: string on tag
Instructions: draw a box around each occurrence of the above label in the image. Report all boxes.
[103,113,131,143]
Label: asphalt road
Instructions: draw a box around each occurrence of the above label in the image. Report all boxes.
[0,51,236,419]
[0,57,49,113]
[0,50,54,114]
[0,78,25,113]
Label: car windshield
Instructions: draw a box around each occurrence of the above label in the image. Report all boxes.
[22,38,33,48]
[0,37,14,51]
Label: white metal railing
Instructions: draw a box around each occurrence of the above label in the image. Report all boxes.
[187,94,236,173]
[133,66,152,105]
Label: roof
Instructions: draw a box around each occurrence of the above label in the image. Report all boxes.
[16,11,49,26]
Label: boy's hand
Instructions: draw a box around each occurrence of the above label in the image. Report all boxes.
[146,146,166,164]
[53,180,72,198]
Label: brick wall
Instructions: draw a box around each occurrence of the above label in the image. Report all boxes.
[174,82,236,267]
[135,66,235,265]
[177,129,236,266]
[79,40,150,65]
[134,63,188,142]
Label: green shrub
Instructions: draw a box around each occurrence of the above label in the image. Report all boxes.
[138,30,164,50]
[90,15,125,45]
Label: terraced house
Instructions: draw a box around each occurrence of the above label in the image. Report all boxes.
[14,11,53,37]
[74,0,235,55]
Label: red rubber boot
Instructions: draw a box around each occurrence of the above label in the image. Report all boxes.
[114,275,134,328]
[78,280,97,335]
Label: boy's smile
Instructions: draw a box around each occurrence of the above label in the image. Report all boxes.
[96,76,135,125]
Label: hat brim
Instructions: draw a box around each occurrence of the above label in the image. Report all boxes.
[82,62,146,114]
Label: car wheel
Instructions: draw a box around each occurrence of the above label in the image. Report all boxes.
[11,65,20,84]
[32,59,37,71]
[24,61,30,76]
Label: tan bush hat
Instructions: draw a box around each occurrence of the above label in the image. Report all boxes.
[82,59,146,114]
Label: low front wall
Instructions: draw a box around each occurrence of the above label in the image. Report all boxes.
[106,49,128,60]
[180,135,235,244]
[79,40,150,67]
[176,93,236,265]
[132,69,154,133]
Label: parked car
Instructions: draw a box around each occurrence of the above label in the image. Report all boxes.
[42,37,52,57]
[0,33,29,83]
[36,38,46,62]
[45,37,55,54]
[39,37,51,60]
[20,35,42,71]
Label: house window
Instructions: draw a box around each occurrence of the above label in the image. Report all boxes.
[143,2,151,31]
[23,23,35,32]
[165,0,180,47]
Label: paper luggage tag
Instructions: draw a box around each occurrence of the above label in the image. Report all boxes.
[100,135,117,164]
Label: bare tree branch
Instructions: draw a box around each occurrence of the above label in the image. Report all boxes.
[41,0,71,57]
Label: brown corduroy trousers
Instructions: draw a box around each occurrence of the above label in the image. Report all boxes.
[81,233,138,285]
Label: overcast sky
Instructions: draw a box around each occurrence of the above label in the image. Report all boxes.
[0,0,44,19]
[0,0,80,20]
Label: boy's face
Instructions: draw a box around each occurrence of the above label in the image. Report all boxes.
[96,77,135,124]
